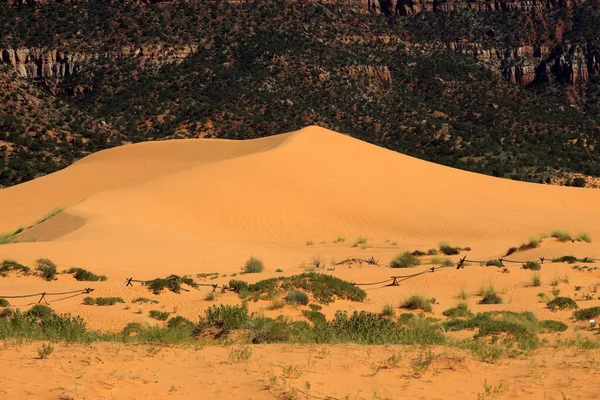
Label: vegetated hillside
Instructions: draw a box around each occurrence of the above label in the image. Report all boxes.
[0,64,120,186]
[1,0,600,188]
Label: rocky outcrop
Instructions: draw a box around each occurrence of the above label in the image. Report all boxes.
[1,44,199,79]
[365,0,583,15]
[451,42,600,85]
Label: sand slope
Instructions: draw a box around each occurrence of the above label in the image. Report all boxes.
[1,125,599,273]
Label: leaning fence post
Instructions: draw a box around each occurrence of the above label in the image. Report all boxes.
[390,277,399,286]
[38,293,48,304]
[212,284,218,293]
[125,277,133,287]
[540,257,545,264]
[456,256,466,270]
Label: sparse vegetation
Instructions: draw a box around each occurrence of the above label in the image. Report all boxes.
[485,260,503,268]
[64,267,107,282]
[333,235,345,243]
[505,247,518,256]
[0,260,30,276]
[243,257,264,274]
[401,295,433,312]
[457,289,470,300]
[551,230,573,242]
[83,297,124,306]
[0,298,9,307]
[552,255,579,264]
[390,252,421,269]
[144,275,198,294]
[381,303,395,317]
[442,302,471,317]
[37,342,54,359]
[427,249,438,256]
[531,273,541,287]
[522,261,541,271]
[132,297,158,304]
[573,307,600,321]
[352,237,368,248]
[439,242,461,255]
[576,232,592,243]
[478,285,502,305]
[547,297,578,311]
[430,256,453,266]
[149,310,170,321]
[285,290,309,306]
[36,259,57,281]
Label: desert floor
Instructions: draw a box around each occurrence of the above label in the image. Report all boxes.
[1,126,600,399]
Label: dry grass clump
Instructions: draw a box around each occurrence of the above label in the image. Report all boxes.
[401,295,432,312]
[390,252,421,268]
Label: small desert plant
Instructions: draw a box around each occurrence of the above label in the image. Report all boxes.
[485,260,503,268]
[0,298,10,307]
[269,300,285,310]
[551,230,572,242]
[505,247,518,256]
[547,297,578,311]
[145,275,198,294]
[478,285,502,304]
[457,289,470,300]
[352,237,368,247]
[228,345,252,363]
[411,250,427,256]
[205,292,216,301]
[275,268,283,273]
[401,295,432,312]
[306,240,314,246]
[149,310,170,321]
[575,232,592,243]
[390,252,421,268]
[522,261,541,271]
[430,256,452,266]
[37,342,54,359]
[382,303,395,317]
[439,242,461,255]
[531,273,541,287]
[519,236,543,251]
[83,297,124,306]
[166,316,195,329]
[442,302,471,317]
[66,268,107,282]
[243,257,264,274]
[333,235,345,243]
[427,249,438,255]
[36,259,57,281]
[285,290,309,306]
[0,260,30,275]
[573,306,600,321]
[132,297,158,304]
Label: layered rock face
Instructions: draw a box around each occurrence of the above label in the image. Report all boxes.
[1,44,198,79]
[367,0,583,15]
[452,42,600,85]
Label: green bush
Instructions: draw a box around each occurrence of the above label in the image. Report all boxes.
[229,280,249,293]
[83,297,124,306]
[390,252,421,268]
[551,230,572,242]
[167,316,195,329]
[132,297,158,304]
[485,260,503,267]
[539,320,568,332]
[68,268,107,282]
[145,275,198,294]
[36,258,57,281]
[0,298,10,307]
[426,249,438,256]
[573,307,600,321]
[552,256,578,264]
[285,290,309,306]
[411,250,426,256]
[442,302,471,317]
[149,310,170,321]
[202,304,250,331]
[531,273,541,287]
[547,297,578,311]
[0,260,30,275]
[505,247,518,256]
[439,242,461,255]
[575,233,592,243]
[400,295,432,312]
[302,309,327,325]
[522,261,541,271]
[243,257,264,274]
[478,286,502,305]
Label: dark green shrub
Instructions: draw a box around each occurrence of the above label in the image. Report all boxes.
[400,295,432,312]
[573,307,600,321]
[552,256,578,264]
[302,309,327,325]
[539,320,568,332]
[390,252,421,268]
[439,242,461,255]
[547,297,578,311]
[83,297,124,306]
[442,302,471,317]
[69,268,107,282]
[202,304,250,331]
[0,298,9,307]
[505,247,518,256]
[167,316,195,329]
[309,304,322,311]
[228,280,249,293]
[36,258,57,281]
[485,259,503,267]
[411,250,426,256]
[0,260,30,275]
[426,249,438,256]
[0,308,14,318]
[132,297,158,304]
[522,261,541,271]
[243,257,264,273]
[285,290,309,306]
[478,287,502,305]
[149,310,170,321]
[145,275,198,294]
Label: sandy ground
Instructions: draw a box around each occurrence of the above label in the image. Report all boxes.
[1,126,600,399]
[1,342,599,400]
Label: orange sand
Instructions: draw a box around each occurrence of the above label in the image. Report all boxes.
[1,126,600,399]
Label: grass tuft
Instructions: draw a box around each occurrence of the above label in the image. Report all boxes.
[551,230,572,242]
[36,259,57,281]
[400,295,432,312]
[390,252,421,268]
[478,285,502,305]
[522,261,541,271]
[575,232,592,243]
[243,257,264,274]
[149,310,170,321]
[442,302,471,317]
